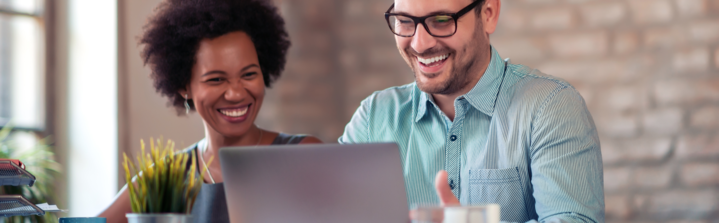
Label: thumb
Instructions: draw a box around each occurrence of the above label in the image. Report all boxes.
[434,170,460,205]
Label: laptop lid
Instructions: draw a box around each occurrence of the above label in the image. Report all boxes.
[219,143,408,223]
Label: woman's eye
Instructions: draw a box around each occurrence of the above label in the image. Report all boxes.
[204,77,224,83]
[243,72,258,78]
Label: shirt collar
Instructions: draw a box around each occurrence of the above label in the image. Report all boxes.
[415,46,506,122]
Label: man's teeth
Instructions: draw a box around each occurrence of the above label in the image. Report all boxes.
[418,54,449,65]
[219,107,248,117]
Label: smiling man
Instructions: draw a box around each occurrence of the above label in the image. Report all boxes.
[339,0,604,222]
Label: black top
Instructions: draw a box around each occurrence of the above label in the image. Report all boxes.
[186,133,307,223]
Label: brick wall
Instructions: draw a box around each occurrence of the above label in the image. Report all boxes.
[263,0,719,222]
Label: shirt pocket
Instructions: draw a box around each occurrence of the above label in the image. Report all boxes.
[468,167,528,222]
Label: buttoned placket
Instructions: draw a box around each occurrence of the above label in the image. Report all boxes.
[444,97,469,198]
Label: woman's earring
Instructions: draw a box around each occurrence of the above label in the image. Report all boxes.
[184,94,190,114]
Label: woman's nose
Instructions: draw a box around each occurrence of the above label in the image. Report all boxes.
[224,81,246,102]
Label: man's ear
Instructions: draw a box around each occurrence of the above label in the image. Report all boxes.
[482,0,501,35]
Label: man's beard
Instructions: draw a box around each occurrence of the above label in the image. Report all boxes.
[406,45,477,95]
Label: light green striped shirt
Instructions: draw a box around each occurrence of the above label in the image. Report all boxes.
[340,47,604,223]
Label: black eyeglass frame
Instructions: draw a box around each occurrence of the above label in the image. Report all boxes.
[384,0,481,37]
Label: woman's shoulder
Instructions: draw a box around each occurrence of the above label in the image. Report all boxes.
[271,133,322,145]
[177,140,202,155]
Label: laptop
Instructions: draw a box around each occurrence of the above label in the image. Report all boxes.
[219,143,409,223]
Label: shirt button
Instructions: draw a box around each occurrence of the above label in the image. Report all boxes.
[449,179,455,189]
[450,135,457,141]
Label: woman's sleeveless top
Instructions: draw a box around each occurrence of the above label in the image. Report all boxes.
[187,133,307,223]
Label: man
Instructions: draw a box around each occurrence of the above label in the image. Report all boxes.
[339,0,604,222]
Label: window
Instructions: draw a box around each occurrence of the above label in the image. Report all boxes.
[0,0,45,130]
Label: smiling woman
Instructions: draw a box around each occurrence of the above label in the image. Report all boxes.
[97,0,321,223]
[183,32,267,141]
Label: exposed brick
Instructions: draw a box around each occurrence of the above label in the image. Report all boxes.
[605,194,632,220]
[613,31,639,55]
[369,1,392,15]
[523,0,559,4]
[604,167,632,191]
[342,0,366,18]
[602,138,673,164]
[368,47,405,69]
[665,221,706,223]
[579,2,627,27]
[596,113,639,138]
[549,31,608,58]
[713,0,719,12]
[673,48,711,73]
[634,195,649,211]
[644,27,685,49]
[654,78,719,105]
[277,79,335,102]
[628,0,674,24]
[531,7,575,30]
[677,133,719,159]
[499,9,527,31]
[538,57,649,84]
[647,189,718,219]
[600,139,621,164]
[633,165,674,189]
[715,47,719,69]
[565,0,596,3]
[339,50,359,70]
[642,107,684,136]
[681,162,719,187]
[284,57,332,78]
[689,20,719,43]
[603,86,644,112]
[675,0,708,17]
[654,80,688,105]
[690,106,719,130]
[491,38,546,62]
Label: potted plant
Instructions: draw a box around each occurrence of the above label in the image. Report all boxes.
[123,138,207,223]
[0,124,61,223]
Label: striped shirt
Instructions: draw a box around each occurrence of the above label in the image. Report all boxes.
[339,47,604,223]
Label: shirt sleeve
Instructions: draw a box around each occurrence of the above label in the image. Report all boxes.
[528,87,604,223]
[338,96,372,144]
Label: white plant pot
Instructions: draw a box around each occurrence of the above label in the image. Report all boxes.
[125,213,192,223]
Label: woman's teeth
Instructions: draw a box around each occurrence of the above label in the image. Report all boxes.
[418,54,449,65]
[219,107,248,117]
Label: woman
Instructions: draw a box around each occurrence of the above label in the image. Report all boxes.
[98,0,321,222]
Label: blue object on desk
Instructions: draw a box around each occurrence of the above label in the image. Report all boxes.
[59,217,106,223]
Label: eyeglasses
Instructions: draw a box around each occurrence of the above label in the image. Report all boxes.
[384,1,481,38]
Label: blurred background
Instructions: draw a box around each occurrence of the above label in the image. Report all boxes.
[0,0,717,222]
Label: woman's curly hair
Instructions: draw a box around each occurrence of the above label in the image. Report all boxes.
[140,0,290,115]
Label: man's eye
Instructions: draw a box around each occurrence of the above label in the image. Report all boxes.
[398,19,413,24]
[432,16,452,23]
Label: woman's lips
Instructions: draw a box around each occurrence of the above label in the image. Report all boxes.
[217,105,250,123]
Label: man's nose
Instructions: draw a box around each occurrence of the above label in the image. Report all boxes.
[410,23,437,54]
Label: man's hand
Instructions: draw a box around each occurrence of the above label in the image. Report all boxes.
[435,170,460,205]
[408,170,461,222]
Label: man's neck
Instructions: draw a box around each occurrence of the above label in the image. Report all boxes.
[431,53,492,121]
[432,87,472,122]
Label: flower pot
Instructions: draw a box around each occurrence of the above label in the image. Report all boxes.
[125,213,192,223]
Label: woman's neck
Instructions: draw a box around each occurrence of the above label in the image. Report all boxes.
[202,125,263,154]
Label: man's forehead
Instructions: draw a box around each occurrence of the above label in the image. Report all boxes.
[393,0,473,15]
